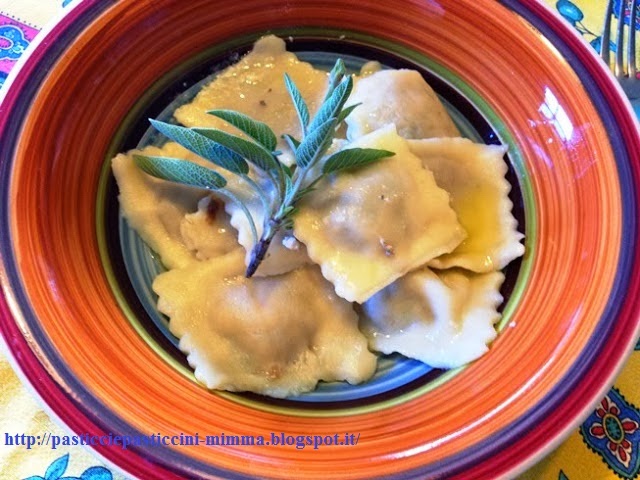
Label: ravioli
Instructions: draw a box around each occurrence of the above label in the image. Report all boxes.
[408,138,524,272]
[112,142,221,270]
[154,251,377,398]
[294,125,466,303]
[345,69,460,141]
[360,267,505,369]
[174,35,329,167]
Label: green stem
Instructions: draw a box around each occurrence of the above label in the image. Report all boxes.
[289,138,331,199]
[272,157,287,206]
[290,166,309,200]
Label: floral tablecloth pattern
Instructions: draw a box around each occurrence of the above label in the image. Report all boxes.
[1,0,638,478]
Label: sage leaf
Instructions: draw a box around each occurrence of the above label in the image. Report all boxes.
[337,103,360,124]
[322,148,394,174]
[283,174,295,204]
[307,76,352,133]
[295,117,337,168]
[281,163,296,177]
[282,205,297,217]
[293,185,317,201]
[133,154,227,190]
[284,73,310,134]
[207,109,278,151]
[193,128,279,172]
[149,119,248,175]
[282,134,301,153]
[323,59,346,101]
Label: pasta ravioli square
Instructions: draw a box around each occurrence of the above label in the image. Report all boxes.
[361,267,505,369]
[153,251,377,398]
[408,138,525,272]
[294,125,466,303]
[345,69,460,140]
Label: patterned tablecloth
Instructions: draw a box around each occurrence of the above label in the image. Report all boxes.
[1,1,639,479]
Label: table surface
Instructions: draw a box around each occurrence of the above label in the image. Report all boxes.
[1,1,639,479]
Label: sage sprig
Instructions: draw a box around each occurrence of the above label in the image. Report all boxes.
[133,59,394,277]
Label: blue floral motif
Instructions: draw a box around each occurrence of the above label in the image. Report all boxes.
[22,453,113,480]
[557,0,584,26]
[79,467,112,480]
[0,24,30,61]
[45,453,68,480]
[62,0,74,7]
[0,71,7,89]
[580,388,640,478]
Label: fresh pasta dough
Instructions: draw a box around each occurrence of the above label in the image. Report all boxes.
[361,267,505,368]
[154,250,377,398]
[294,125,466,303]
[345,69,461,141]
[408,138,525,272]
